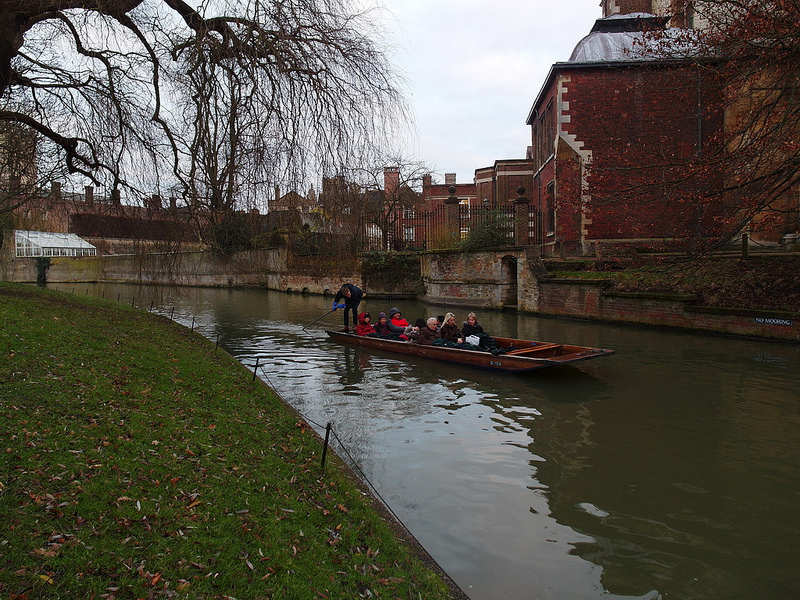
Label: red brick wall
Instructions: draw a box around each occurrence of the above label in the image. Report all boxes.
[473,161,535,210]
[564,66,723,243]
[475,168,495,206]
[554,139,583,253]
[530,278,799,341]
[421,182,476,212]
[533,63,724,253]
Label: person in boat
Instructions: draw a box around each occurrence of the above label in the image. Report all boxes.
[332,283,363,333]
[415,316,441,345]
[440,312,464,344]
[460,312,498,350]
[462,312,484,337]
[436,315,445,330]
[405,317,426,342]
[388,307,410,339]
[373,312,391,336]
[354,312,375,336]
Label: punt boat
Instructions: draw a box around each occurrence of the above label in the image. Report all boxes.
[326,330,614,373]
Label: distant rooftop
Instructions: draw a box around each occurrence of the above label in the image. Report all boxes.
[568,13,702,63]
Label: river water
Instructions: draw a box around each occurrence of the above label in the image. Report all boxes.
[62,284,800,600]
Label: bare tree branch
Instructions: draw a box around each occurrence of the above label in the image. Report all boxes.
[0,0,409,215]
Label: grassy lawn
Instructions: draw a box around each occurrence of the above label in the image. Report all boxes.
[0,283,455,599]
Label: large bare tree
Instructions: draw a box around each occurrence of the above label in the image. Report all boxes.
[693,0,800,247]
[0,0,408,209]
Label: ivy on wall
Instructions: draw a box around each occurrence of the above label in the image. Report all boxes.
[360,251,420,273]
[35,256,50,286]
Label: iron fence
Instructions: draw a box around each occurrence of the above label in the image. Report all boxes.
[360,204,547,253]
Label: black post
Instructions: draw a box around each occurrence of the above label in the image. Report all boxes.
[252,357,260,382]
[215,332,220,351]
[321,422,332,471]
[191,316,195,332]
[170,306,175,321]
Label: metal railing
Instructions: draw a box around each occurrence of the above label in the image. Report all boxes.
[360,204,547,253]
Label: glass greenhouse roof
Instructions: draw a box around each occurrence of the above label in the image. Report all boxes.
[15,230,97,257]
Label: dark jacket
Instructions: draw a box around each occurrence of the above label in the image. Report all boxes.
[416,325,441,345]
[462,321,484,337]
[373,319,391,336]
[440,322,463,343]
[334,283,363,308]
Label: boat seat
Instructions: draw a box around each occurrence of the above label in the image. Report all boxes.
[505,343,562,355]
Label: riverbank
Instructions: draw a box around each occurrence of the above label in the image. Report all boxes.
[544,254,800,313]
[0,283,459,599]
[4,241,797,340]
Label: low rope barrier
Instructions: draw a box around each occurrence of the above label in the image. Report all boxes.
[251,361,457,592]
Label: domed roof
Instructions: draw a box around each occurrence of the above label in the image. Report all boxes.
[568,13,701,63]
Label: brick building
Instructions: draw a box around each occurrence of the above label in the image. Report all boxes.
[420,172,475,211]
[526,11,723,255]
[474,160,535,209]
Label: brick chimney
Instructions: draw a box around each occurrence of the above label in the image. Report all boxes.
[445,173,456,186]
[384,166,400,198]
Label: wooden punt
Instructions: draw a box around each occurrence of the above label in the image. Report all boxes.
[326,331,614,373]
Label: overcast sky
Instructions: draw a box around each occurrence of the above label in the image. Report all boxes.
[377,0,603,184]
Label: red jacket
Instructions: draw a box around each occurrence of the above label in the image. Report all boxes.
[354,312,374,336]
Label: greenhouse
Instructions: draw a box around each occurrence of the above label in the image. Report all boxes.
[15,230,97,257]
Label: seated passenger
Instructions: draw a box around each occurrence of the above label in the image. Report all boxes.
[440,312,464,344]
[388,307,410,335]
[415,316,441,345]
[354,312,375,336]
[405,317,426,342]
[460,312,499,350]
[462,312,485,337]
[389,307,410,330]
[373,312,391,336]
